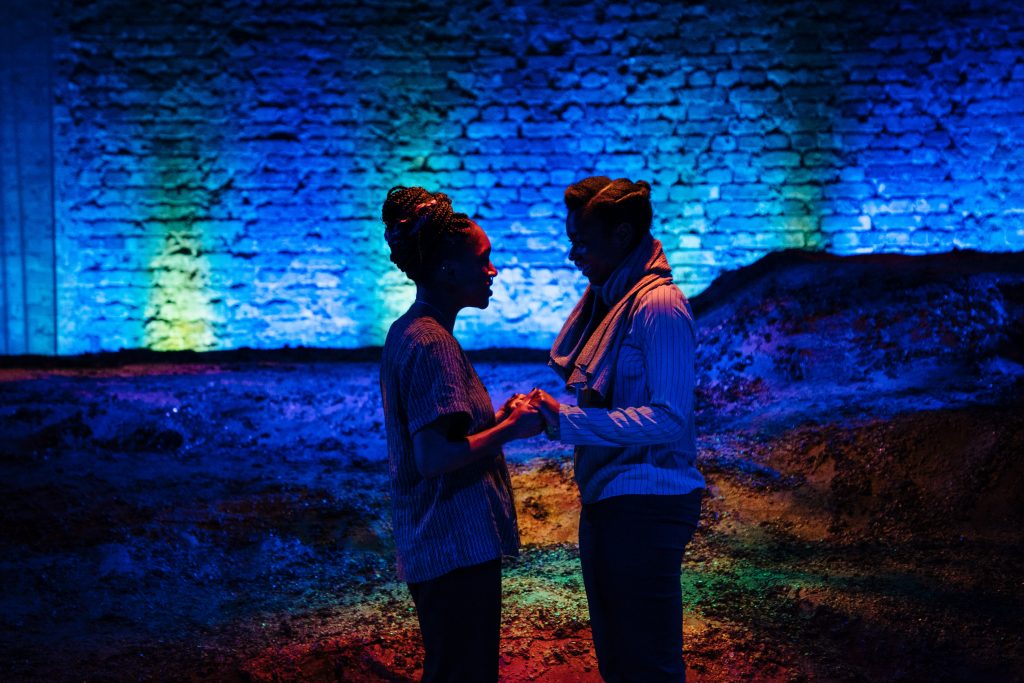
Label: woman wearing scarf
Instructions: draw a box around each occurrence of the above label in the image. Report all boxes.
[532,176,706,682]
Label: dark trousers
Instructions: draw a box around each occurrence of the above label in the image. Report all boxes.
[407,558,502,683]
[579,492,702,683]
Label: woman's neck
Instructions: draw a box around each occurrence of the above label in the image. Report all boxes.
[411,287,458,331]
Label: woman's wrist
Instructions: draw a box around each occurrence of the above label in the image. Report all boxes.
[491,415,518,445]
[542,402,561,440]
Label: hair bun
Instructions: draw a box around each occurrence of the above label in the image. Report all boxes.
[564,176,654,236]
[383,186,427,241]
[381,186,466,281]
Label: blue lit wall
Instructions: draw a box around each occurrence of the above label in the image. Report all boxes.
[12,0,1024,353]
[0,3,56,355]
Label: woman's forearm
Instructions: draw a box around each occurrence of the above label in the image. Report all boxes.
[413,418,519,479]
[557,402,688,447]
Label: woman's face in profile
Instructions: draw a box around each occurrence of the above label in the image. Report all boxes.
[566,210,626,287]
[443,221,498,310]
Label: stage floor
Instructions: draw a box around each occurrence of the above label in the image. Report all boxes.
[0,354,1021,682]
[3,251,1023,681]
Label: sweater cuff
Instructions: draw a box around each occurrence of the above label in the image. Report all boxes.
[556,403,586,443]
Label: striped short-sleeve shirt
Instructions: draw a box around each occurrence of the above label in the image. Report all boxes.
[380,312,519,584]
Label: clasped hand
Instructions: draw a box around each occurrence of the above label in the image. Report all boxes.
[495,388,560,439]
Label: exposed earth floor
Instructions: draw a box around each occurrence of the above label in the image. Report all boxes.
[2,250,1023,681]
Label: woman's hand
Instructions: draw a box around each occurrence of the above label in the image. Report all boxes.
[495,392,528,423]
[502,397,545,440]
[527,388,560,425]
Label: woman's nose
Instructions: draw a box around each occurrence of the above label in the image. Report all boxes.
[488,262,497,277]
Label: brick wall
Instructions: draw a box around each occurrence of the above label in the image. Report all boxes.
[50,0,1024,353]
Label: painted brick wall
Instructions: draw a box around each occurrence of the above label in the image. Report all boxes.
[50,0,1024,353]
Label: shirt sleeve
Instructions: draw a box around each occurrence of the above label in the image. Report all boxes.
[405,332,475,435]
[558,286,696,447]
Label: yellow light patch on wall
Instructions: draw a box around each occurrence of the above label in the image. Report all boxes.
[145,232,217,351]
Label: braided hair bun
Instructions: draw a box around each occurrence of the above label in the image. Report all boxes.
[382,186,472,281]
[564,176,653,239]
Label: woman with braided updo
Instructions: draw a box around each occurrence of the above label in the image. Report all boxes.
[379,186,543,682]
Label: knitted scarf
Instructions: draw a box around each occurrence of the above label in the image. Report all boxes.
[548,233,673,404]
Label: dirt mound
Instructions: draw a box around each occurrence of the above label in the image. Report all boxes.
[689,249,1024,545]
[692,250,1024,419]
[704,403,1024,543]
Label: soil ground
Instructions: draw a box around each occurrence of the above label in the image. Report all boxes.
[2,250,1023,682]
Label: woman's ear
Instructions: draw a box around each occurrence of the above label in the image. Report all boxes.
[437,260,458,284]
[612,222,635,251]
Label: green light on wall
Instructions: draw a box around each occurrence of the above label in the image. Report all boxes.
[144,230,217,351]
[142,135,221,352]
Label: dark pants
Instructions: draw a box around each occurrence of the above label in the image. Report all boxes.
[407,558,502,683]
[579,492,702,683]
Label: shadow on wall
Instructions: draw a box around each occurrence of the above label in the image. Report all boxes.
[695,6,836,267]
